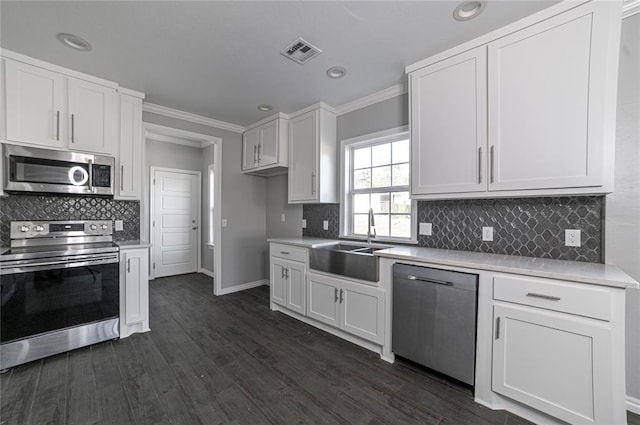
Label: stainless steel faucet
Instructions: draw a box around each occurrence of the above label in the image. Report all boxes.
[367,208,376,244]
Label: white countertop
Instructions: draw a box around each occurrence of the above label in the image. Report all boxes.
[375,246,639,289]
[267,237,340,248]
[116,240,151,249]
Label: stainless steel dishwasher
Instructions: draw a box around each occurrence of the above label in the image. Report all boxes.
[392,263,478,385]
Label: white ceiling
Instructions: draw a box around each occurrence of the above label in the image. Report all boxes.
[1,1,558,127]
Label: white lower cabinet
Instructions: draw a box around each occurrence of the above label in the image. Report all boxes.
[119,247,150,338]
[271,257,306,315]
[307,271,384,344]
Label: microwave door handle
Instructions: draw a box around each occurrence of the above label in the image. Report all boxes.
[88,159,93,192]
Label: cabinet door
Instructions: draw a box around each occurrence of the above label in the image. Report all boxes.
[67,78,115,154]
[258,119,278,167]
[270,259,287,307]
[117,94,142,199]
[286,262,306,315]
[341,281,384,343]
[492,303,613,424]
[410,46,487,195]
[122,249,149,326]
[307,272,340,328]
[4,60,66,148]
[242,127,259,171]
[488,8,607,191]
[288,110,317,202]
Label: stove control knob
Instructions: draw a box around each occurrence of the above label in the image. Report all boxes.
[90,224,97,231]
[101,224,108,230]
[18,225,30,233]
[35,225,44,232]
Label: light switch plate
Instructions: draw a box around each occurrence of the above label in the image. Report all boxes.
[565,229,581,247]
[115,220,124,231]
[482,226,494,242]
[280,213,286,222]
[323,220,329,231]
[222,219,228,228]
[302,219,307,229]
[419,222,432,236]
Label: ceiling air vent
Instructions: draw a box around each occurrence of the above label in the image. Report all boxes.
[281,38,322,65]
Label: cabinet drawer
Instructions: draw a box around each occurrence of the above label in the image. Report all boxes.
[493,275,611,321]
[270,243,307,263]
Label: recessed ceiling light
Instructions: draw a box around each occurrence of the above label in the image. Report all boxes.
[57,33,92,51]
[453,1,485,21]
[257,105,273,112]
[326,66,347,79]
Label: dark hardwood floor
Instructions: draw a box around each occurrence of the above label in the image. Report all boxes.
[1,273,639,425]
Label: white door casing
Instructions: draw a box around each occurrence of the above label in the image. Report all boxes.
[152,168,200,278]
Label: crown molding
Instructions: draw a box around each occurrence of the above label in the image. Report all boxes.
[245,112,290,131]
[143,102,245,134]
[623,0,640,18]
[143,122,220,149]
[118,86,145,99]
[335,83,407,116]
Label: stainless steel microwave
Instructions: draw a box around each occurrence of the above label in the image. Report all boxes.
[3,145,115,195]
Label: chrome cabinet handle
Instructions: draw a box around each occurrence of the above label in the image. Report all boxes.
[257,143,262,162]
[526,292,561,301]
[281,267,285,279]
[490,145,495,183]
[127,258,131,273]
[339,289,344,303]
[280,251,290,255]
[71,114,75,143]
[120,165,124,190]
[285,268,289,280]
[407,275,453,286]
[88,159,93,192]
[56,110,60,141]
[311,172,316,195]
[495,317,500,340]
[478,146,482,184]
[253,145,258,163]
[334,287,338,302]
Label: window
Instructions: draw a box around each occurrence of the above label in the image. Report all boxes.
[341,127,415,242]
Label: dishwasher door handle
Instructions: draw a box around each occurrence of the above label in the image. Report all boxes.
[406,275,453,286]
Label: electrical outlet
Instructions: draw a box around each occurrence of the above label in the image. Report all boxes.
[565,229,581,247]
[419,222,432,236]
[222,219,228,228]
[280,213,286,222]
[115,220,123,231]
[302,219,307,229]
[482,226,494,242]
[323,220,329,231]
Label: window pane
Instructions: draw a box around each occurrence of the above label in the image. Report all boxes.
[391,215,411,238]
[391,192,411,214]
[353,214,369,235]
[371,166,391,188]
[372,143,391,166]
[371,193,389,213]
[353,146,371,169]
[353,193,370,213]
[354,169,371,189]
[374,214,389,237]
[392,139,410,164]
[392,163,409,186]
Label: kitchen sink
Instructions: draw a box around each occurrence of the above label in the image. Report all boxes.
[309,243,384,282]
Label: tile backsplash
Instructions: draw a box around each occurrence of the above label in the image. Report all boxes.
[0,194,140,245]
[303,196,604,263]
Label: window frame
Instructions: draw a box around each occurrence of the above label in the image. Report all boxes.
[339,126,417,244]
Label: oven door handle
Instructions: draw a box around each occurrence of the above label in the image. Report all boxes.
[1,255,119,275]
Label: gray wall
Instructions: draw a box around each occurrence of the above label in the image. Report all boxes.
[143,112,268,290]
[266,174,302,239]
[336,94,409,142]
[605,13,640,402]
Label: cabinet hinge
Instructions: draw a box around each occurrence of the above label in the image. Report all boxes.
[495,317,501,340]
[153,262,156,269]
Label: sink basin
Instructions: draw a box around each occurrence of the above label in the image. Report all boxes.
[309,243,382,282]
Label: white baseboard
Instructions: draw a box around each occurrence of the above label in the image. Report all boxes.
[198,268,215,278]
[216,279,268,295]
[628,395,640,414]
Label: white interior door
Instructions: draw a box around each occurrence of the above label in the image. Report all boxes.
[152,169,200,278]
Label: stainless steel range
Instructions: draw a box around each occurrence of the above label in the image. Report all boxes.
[0,220,120,370]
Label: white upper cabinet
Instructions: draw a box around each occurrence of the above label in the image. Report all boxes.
[408,1,621,199]
[288,104,337,203]
[2,55,118,155]
[116,91,143,200]
[411,46,487,195]
[67,78,115,155]
[4,59,66,149]
[242,115,288,176]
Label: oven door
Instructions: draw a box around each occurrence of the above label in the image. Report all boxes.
[0,254,120,344]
